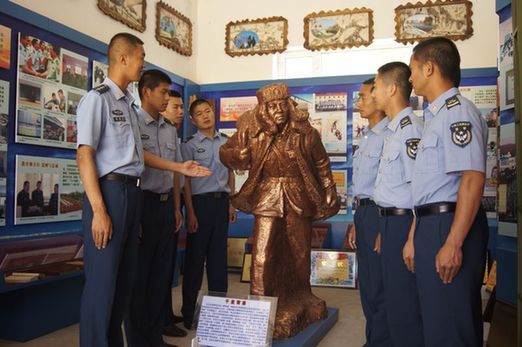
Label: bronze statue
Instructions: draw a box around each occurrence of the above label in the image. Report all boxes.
[220,83,340,339]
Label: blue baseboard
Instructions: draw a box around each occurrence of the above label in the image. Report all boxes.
[273,307,339,347]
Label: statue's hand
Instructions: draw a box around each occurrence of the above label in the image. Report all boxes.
[325,185,337,208]
[238,147,251,163]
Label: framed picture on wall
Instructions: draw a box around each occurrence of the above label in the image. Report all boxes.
[303,8,374,51]
[227,237,248,269]
[240,253,252,283]
[310,249,357,288]
[394,0,473,44]
[155,1,192,56]
[225,16,289,57]
[97,0,147,32]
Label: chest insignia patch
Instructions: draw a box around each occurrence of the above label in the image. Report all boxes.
[450,121,472,147]
[197,148,205,153]
[112,109,124,115]
[405,138,420,159]
[141,134,150,140]
[113,116,126,122]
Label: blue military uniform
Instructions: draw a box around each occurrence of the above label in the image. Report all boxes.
[373,107,424,347]
[180,130,231,327]
[125,108,183,347]
[77,78,144,347]
[352,116,392,347]
[412,88,488,347]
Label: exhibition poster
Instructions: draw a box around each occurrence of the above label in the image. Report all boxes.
[16,33,86,149]
[0,79,8,226]
[0,25,11,70]
[15,155,83,225]
[219,96,258,122]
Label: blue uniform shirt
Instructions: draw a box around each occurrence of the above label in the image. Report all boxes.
[412,88,487,206]
[352,117,390,200]
[137,108,183,194]
[181,131,230,195]
[77,78,144,178]
[374,107,423,209]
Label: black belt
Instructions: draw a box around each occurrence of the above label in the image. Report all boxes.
[100,173,140,187]
[414,202,456,217]
[356,198,376,207]
[143,190,173,202]
[378,206,413,217]
[195,192,229,198]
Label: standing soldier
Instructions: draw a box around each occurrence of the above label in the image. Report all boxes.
[180,99,236,330]
[124,69,185,347]
[349,78,391,346]
[408,37,488,347]
[77,33,209,347]
[371,62,424,347]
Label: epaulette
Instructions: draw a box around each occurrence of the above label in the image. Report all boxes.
[400,116,412,129]
[131,102,139,110]
[182,135,194,143]
[219,132,229,138]
[445,95,461,109]
[164,118,176,127]
[93,84,109,94]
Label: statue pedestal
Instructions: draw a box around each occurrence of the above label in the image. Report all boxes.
[273,307,338,347]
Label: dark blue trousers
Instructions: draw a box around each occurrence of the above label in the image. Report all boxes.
[379,213,424,347]
[125,193,175,347]
[80,180,141,347]
[414,206,488,347]
[181,194,229,321]
[164,197,183,327]
[354,205,391,347]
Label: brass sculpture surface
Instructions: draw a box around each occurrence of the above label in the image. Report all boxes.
[220,83,340,339]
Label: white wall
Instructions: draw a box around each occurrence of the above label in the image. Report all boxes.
[196,0,499,84]
[10,0,498,85]
[9,0,198,82]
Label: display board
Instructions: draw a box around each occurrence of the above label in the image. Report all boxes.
[0,8,183,238]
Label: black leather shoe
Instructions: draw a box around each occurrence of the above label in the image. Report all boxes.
[172,314,183,324]
[163,324,187,337]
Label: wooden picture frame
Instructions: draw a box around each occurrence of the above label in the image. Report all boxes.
[394,0,473,44]
[155,1,192,56]
[310,249,357,288]
[240,253,252,283]
[303,8,374,52]
[225,16,289,57]
[227,237,248,269]
[97,0,146,33]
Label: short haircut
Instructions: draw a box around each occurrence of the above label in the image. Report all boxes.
[413,37,461,87]
[24,181,29,186]
[377,62,412,102]
[107,33,144,66]
[168,90,182,99]
[362,78,375,86]
[37,181,42,185]
[138,69,172,99]
[189,99,211,117]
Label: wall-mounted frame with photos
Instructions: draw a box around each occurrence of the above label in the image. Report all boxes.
[394,0,473,44]
[240,253,252,283]
[310,249,357,288]
[97,0,147,32]
[225,16,289,57]
[155,1,192,56]
[303,8,374,52]
[227,237,248,269]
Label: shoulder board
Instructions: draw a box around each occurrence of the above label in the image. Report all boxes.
[400,116,412,129]
[182,135,194,143]
[93,84,109,94]
[219,132,229,138]
[445,95,461,109]
[164,118,176,127]
[131,102,139,110]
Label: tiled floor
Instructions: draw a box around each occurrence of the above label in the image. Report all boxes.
[0,273,365,347]
[0,274,491,346]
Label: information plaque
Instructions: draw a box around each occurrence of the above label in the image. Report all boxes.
[192,292,277,347]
